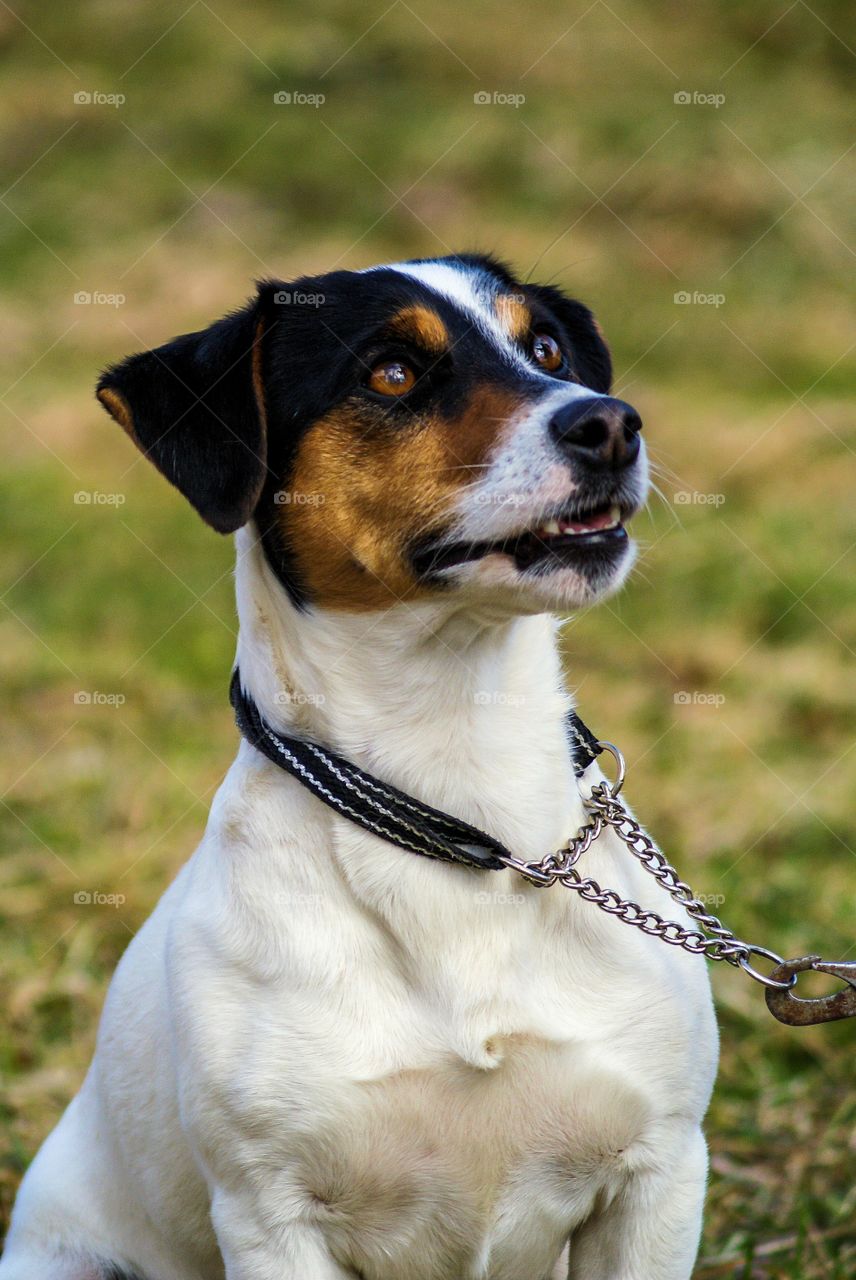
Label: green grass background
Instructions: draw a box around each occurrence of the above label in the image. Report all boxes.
[1,2,854,1275]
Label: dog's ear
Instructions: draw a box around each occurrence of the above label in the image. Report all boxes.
[96,285,277,533]
[529,285,613,394]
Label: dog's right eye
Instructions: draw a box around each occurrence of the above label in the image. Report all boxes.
[367,360,417,396]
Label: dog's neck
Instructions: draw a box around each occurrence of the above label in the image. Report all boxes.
[233,529,581,857]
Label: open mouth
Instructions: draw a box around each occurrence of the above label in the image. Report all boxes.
[412,501,631,576]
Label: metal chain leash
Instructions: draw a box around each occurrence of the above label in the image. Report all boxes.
[498,743,856,1023]
[231,671,856,1028]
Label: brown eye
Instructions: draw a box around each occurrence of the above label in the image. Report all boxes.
[368,360,416,396]
[531,332,564,373]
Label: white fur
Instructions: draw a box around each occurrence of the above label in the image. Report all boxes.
[2,265,717,1280]
[449,383,648,547]
[368,259,536,373]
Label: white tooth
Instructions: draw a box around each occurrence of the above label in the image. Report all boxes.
[542,519,561,536]
[607,505,621,526]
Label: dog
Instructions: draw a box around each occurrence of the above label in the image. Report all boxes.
[1,254,718,1280]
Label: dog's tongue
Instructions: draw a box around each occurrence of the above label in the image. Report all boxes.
[558,506,615,534]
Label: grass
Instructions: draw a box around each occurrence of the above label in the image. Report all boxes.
[1,2,855,1275]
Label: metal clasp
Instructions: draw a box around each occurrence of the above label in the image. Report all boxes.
[765,955,856,1025]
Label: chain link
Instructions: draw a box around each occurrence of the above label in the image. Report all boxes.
[499,766,796,990]
[570,785,751,960]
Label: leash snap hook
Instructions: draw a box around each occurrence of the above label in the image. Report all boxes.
[764,954,856,1026]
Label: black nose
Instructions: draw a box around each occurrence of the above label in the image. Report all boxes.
[549,396,642,470]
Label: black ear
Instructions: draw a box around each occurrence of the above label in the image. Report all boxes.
[96,286,275,533]
[529,284,613,394]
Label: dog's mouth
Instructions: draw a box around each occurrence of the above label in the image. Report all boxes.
[412,501,632,577]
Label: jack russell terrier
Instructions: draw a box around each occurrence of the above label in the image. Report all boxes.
[1,254,717,1280]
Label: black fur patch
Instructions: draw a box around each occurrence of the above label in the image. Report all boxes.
[525,284,613,393]
[96,296,276,534]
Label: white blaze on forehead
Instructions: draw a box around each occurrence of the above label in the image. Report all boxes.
[363,258,536,375]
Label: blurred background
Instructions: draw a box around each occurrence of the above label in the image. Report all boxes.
[1,1,854,1273]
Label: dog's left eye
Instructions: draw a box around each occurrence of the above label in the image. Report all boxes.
[530,332,564,373]
[367,360,417,396]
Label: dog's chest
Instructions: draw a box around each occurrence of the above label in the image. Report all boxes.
[292,1027,651,1280]
[184,765,716,1278]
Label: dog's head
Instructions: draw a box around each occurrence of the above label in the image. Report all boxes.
[98,254,647,615]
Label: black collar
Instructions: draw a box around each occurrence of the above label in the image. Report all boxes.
[229,668,602,872]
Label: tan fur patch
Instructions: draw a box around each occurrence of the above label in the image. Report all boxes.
[281,385,525,611]
[494,293,531,343]
[252,315,269,432]
[387,305,450,353]
[97,385,135,436]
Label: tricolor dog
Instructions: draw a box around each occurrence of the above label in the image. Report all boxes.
[1,255,717,1280]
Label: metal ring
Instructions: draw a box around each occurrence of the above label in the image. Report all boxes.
[737,945,798,990]
[596,741,626,797]
[496,852,556,887]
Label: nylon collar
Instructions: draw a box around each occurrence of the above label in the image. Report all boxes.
[229,668,602,872]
